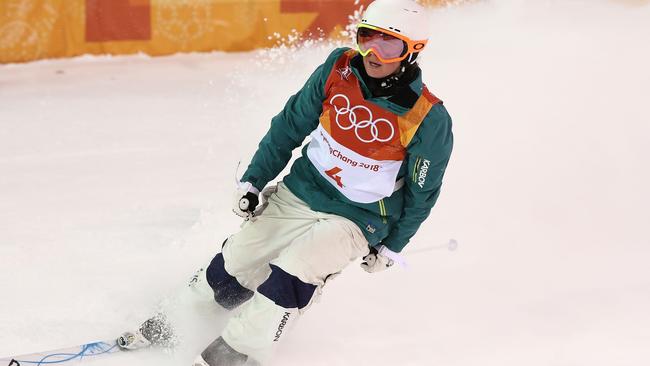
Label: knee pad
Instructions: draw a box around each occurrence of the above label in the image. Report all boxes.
[206,253,254,310]
[257,265,317,310]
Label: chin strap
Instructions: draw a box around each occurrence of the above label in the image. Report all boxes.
[407,52,419,64]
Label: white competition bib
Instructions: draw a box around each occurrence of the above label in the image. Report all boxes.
[307,125,402,203]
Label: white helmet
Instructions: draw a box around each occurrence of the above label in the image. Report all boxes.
[360,0,431,47]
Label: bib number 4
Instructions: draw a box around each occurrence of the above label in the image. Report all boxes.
[325,167,344,188]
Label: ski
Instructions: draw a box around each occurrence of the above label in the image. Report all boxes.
[1,267,219,366]
[1,340,121,366]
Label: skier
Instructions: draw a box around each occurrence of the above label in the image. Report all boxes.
[119,0,453,364]
[195,1,453,364]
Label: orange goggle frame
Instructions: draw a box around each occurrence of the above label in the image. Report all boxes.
[356,24,428,63]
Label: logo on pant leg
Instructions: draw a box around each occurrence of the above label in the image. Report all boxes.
[273,312,292,342]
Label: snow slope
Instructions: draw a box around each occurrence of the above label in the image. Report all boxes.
[1,1,649,365]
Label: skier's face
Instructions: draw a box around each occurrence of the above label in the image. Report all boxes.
[362,52,401,79]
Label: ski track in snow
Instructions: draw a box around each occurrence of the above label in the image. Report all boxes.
[1,1,650,365]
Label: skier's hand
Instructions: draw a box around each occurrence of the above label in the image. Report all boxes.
[253,185,278,217]
[360,245,395,273]
[232,182,259,221]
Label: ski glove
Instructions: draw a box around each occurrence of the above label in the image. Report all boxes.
[254,185,278,217]
[360,245,395,273]
[232,182,259,221]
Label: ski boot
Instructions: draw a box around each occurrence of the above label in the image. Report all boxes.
[192,336,258,366]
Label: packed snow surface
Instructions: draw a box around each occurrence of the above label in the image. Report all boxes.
[1,1,649,365]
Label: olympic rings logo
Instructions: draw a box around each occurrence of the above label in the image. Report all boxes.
[330,94,395,143]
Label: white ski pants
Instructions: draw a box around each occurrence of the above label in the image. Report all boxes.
[219,182,369,363]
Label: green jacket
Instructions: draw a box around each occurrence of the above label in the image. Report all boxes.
[242,47,453,252]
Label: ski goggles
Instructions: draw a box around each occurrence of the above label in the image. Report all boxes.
[356,24,427,63]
